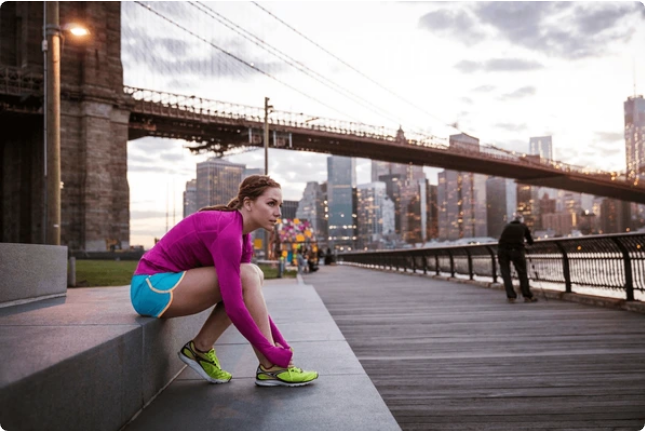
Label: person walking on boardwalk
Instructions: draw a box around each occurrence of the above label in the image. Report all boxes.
[130,175,318,387]
[498,213,538,303]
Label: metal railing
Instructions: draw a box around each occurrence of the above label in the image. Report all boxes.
[338,233,645,301]
[123,85,644,190]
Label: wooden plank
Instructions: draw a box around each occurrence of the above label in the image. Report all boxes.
[306,266,645,431]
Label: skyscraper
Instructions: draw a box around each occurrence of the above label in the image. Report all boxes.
[296,181,327,242]
[327,156,356,249]
[356,182,394,249]
[529,136,553,161]
[437,134,487,241]
[625,95,645,176]
[196,158,245,209]
[486,177,516,239]
[183,179,197,218]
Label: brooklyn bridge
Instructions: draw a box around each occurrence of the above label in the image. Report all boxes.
[1,1,643,251]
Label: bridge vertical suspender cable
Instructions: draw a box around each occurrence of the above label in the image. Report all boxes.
[133,1,363,122]
[251,1,467,135]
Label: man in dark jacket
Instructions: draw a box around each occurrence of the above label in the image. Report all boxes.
[498,214,538,303]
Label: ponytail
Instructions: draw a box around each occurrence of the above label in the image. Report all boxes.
[199,196,243,212]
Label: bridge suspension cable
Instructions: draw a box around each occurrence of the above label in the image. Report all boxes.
[134,1,364,122]
[251,1,469,136]
[189,1,413,131]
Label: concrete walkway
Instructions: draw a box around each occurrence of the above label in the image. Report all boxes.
[124,278,401,431]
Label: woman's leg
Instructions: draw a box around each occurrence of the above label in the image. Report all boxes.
[164,264,275,365]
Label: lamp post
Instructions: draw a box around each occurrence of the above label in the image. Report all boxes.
[43,1,61,245]
[263,96,273,175]
[42,2,89,245]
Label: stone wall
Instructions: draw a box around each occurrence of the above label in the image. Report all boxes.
[0,2,131,251]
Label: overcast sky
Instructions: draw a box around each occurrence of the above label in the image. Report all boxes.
[121,1,645,248]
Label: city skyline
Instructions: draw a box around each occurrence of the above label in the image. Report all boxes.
[124,2,645,247]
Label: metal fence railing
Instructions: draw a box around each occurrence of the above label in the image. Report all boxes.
[338,233,645,301]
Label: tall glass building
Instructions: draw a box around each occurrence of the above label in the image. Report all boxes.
[625,95,645,176]
[196,158,245,209]
[529,136,553,161]
[327,156,356,250]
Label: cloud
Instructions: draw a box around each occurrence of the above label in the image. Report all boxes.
[595,131,624,142]
[474,1,643,59]
[421,2,644,59]
[455,58,543,73]
[418,9,486,44]
[494,123,528,132]
[472,85,496,93]
[499,86,536,100]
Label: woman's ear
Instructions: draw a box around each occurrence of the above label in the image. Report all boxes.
[243,197,253,211]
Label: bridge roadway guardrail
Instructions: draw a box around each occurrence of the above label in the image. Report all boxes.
[338,232,645,302]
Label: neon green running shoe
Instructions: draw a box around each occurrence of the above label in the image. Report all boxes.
[255,364,318,387]
[178,341,232,384]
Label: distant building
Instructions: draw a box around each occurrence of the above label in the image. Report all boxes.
[625,95,645,176]
[327,156,357,250]
[296,181,327,242]
[356,182,393,249]
[196,158,245,209]
[426,183,439,240]
[438,170,487,241]
[516,183,540,230]
[600,198,632,234]
[243,167,265,178]
[486,177,516,239]
[529,136,553,161]
[542,212,576,237]
[183,179,197,218]
[281,200,299,220]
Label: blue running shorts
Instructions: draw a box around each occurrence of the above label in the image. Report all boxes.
[130,272,186,318]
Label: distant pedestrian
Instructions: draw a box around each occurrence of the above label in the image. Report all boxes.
[130,175,318,387]
[324,247,333,266]
[498,213,538,303]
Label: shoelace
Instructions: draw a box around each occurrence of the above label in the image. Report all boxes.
[201,350,221,368]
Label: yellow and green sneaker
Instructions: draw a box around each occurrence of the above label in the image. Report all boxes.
[178,341,232,384]
[255,364,318,387]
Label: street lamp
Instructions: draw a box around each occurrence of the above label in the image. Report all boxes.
[42,2,89,245]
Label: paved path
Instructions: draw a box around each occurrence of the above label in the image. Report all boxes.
[305,265,645,431]
[125,278,401,431]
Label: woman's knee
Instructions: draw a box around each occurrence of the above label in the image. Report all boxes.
[241,263,263,292]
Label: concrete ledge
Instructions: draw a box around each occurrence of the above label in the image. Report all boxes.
[0,243,67,305]
[124,281,401,431]
[343,263,645,315]
[0,286,212,431]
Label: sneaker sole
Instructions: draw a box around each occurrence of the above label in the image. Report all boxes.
[255,377,318,388]
[178,352,231,384]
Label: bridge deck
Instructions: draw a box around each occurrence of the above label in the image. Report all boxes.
[304,265,645,431]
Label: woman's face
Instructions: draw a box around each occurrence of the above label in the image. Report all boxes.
[248,187,283,231]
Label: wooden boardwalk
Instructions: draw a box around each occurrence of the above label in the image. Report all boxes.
[304,265,645,431]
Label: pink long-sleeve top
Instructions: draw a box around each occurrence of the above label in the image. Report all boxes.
[134,210,293,368]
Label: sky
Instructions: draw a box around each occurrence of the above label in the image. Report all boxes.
[121,1,645,248]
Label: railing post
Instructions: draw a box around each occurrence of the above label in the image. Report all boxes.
[465,248,474,280]
[423,252,428,275]
[485,245,498,284]
[447,250,455,278]
[611,237,635,301]
[554,241,572,293]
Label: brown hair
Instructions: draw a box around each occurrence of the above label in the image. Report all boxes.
[199,175,281,212]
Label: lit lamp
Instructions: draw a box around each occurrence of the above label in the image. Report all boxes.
[42,2,90,245]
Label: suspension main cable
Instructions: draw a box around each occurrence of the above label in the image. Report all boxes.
[190,1,409,128]
[251,1,468,135]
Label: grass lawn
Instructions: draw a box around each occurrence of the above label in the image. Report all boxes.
[74,260,296,287]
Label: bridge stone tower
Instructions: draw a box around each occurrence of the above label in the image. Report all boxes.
[0,2,131,251]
